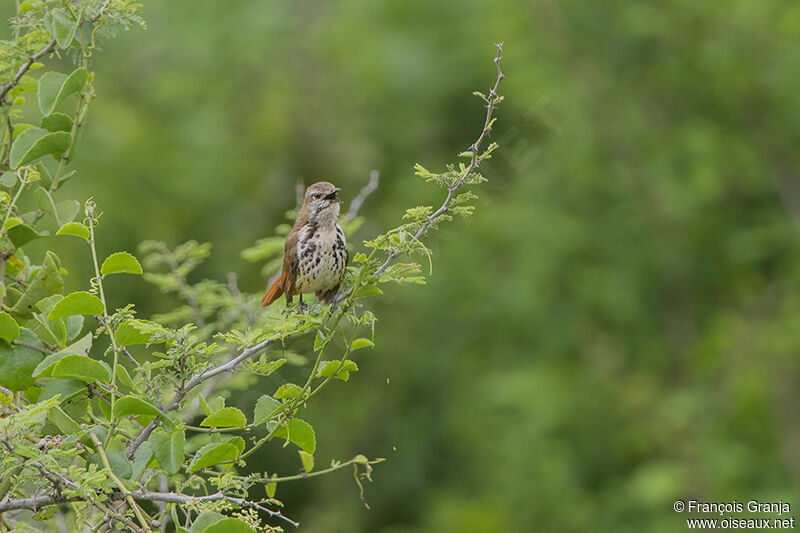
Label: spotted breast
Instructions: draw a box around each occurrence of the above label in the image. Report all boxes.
[295,222,347,299]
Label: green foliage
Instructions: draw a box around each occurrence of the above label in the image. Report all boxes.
[0,2,498,531]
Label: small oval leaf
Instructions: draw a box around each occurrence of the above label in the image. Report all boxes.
[270,418,316,454]
[47,291,104,321]
[101,252,143,276]
[0,312,20,342]
[350,338,375,351]
[56,221,90,240]
[187,443,240,472]
[202,518,253,533]
[9,127,70,169]
[200,406,247,428]
[112,396,161,421]
[51,354,109,383]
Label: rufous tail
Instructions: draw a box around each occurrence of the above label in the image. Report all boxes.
[262,272,288,307]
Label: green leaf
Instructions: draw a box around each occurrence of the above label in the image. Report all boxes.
[113,396,161,420]
[43,8,79,49]
[187,442,240,472]
[318,360,359,381]
[101,251,143,276]
[0,330,46,391]
[202,518,253,533]
[87,451,132,480]
[9,128,71,169]
[189,512,225,533]
[9,252,63,319]
[33,505,58,521]
[56,199,80,224]
[66,315,84,342]
[35,187,80,229]
[0,312,20,342]
[130,442,154,483]
[56,221,90,240]
[271,418,316,454]
[39,378,85,403]
[200,406,247,428]
[266,478,277,498]
[149,430,185,475]
[115,319,160,346]
[350,338,374,350]
[299,450,314,472]
[37,68,88,116]
[33,332,92,377]
[48,405,81,434]
[198,394,211,416]
[41,112,73,133]
[47,291,104,321]
[274,383,303,400]
[355,285,383,298]
[51,355,109,383]
[253,395,281,425]
[313,330,326,351]
[7,222,49,248]
[117,365,133,388]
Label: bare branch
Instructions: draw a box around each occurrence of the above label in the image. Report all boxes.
[0,39,57,103]
[344,169,380,225]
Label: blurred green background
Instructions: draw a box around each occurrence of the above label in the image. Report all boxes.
[8,0,800,531]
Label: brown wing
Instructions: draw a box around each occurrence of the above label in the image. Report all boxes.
[261,226,301,307]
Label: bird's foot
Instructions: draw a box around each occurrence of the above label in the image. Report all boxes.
[297,301,308,314]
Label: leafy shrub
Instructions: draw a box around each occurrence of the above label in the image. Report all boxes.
[0,2,503,531]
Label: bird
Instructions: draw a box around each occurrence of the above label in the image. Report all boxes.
[262,181,348,312]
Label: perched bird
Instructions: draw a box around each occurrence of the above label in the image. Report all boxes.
[262,181,348,312]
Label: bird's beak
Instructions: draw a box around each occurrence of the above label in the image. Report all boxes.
[325,188,343,203]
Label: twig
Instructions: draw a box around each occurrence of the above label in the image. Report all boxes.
[344,170,380,225]
[0,39,57,103]
[374,42,504,277]
[12,340,53,354]
[91,0,112,22]
[126,337,273,459]
[89,433,151,531]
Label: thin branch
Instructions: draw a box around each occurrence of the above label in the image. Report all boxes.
[126,337,273,459]
[0,39,57,103]
[0,490,299,527]
[374,42,504,277]
[344,170,380,225]
[11,339,53,354]
[91,0,112,22]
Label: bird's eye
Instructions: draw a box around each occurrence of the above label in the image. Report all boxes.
[312,193,320,199]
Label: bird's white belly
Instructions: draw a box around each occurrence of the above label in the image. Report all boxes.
[295,225,347,293]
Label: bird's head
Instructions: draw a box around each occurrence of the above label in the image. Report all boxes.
[303,181,343,225]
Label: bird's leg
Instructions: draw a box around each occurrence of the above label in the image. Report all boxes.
[297,294,308,314]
